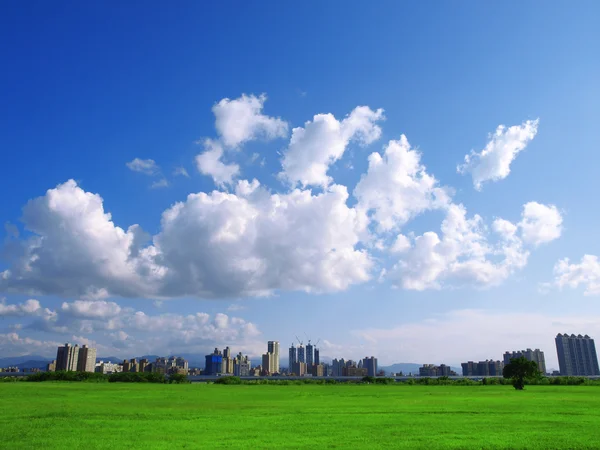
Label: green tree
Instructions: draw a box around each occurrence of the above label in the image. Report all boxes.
[503,357,539,390]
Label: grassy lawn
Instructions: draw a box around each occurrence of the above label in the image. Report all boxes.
[1,383,600,449]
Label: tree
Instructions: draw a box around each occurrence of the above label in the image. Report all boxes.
[503,357,539,390]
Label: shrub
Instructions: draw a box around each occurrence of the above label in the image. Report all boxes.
[214,376,242,385]
[168,373,189,384]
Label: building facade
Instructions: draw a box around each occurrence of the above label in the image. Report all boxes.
[362,357,378,377]
[555,333,600,376]
[267,341,280,374]
[291,361,307,376]
[461,360,503,376]
[205,348,223,375]
[503,349,546,374]
[262,353,273,375]
[314,348,320,365]
[297,345,305,364]
[288,344,297,371]
[306,343,314,367]
[76,345,97,372]
[56,343,79,371]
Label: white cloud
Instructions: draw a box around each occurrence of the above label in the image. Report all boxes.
[458,119,539,190]
[154,182,371,297]
[0,333,61,357]
[386,200,562,291]
[0,179,370,299]
[279,106,384,187]
[0,298,42,316]
[390,234,411,253]
[352,309,600,368]
[61,300,122,319]
[354,135,450,232]
[388,203,529,290]
[173,167,189,177]
[552,255,600,296]
[0,180,164,299]
[126,158,160,176]
[195,139,240,186]
[518,202,562,246]
[150,178,169,189]
[213,93,288,148]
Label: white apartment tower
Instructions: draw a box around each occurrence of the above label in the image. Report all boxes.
[77,345,97,372]
[267,341,280,374]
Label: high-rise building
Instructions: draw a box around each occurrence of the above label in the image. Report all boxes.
[311,364,324,377]
[262,353,273,375]
[297,345,305,364]
[139,359,149,373]
[56,343,79,371]
[46,360,56,372]
[332,358,345,376]
[362,357,377,377]
[289,344,297,370]
[556,333,600,376]
[314,348,320,366]
[205,348,223,375]
[76,345,97,372]
[306,343,314,367]
[292,361,307,376]
[267,341,280,374]
[461,360,503,376]
[503,349,546,374]
[233,352,250,377]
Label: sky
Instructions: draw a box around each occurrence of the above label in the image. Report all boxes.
[1,2,600,370]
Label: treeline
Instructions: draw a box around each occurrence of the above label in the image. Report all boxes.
[12,371,189,384]
[212,375,600,386]
[3,373,599,386]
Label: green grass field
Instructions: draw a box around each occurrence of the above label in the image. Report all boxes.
[1,383,600,449]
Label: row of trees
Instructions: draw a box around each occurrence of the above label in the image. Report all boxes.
[22,370,189,384]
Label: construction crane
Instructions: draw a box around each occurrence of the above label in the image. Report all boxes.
[304,332,311,346]
[314,338,320,348]
[295,335,303,346]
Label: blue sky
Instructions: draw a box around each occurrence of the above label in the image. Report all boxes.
[1,2,600,369]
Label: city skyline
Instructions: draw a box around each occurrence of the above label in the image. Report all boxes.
[1,3,600,369]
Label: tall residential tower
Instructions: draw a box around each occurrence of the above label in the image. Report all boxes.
[555,334,600,376]
[56,343,79,371]
[267,341,280,374]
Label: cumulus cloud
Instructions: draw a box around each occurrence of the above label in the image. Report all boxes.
[0,180,164,299]
[354,135,450,232]
[279,106,384,187]
[195,139,240,186]
[0,102,562,301]
[518,202,562,246]
[552,255,600,296]
[0,179,370,299]
[458,119,539,190]
[387,200,561,290]
[126,158,160,175]
[0,333,61,357]
[213,93,288,148]
[154,181,371,297]
[0,298,42,316]
[61,300,123,319]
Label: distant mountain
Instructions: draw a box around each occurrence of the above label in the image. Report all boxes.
[0,355,52,369]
